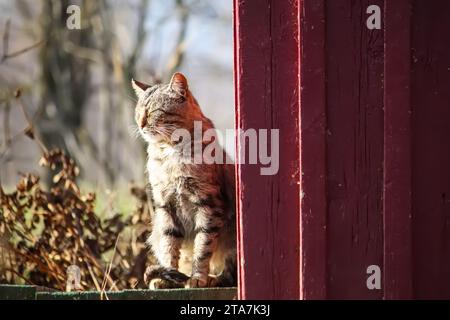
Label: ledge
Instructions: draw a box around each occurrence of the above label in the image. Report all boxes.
[0,284,37,300]
[0,285,237,300]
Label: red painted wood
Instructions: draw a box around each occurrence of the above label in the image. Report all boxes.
[234,0,301,299]
[234,0,450,300]
[232,0,244,300]
[298,0,327,300]
[383,0,413,299]
[326,0,385,299]
[411,0,450,299]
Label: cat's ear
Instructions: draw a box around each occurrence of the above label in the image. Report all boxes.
[131,79,151,97]
[169,72,188,97]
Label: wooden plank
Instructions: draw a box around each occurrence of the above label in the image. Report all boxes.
[0,285,36,300]
[383,0,413,300]
[411,0,450,299]
[234,0,301,299]
[35,288,237,300]
[325,0,385,299]
[298,0,327,300]
[232,0,244,300]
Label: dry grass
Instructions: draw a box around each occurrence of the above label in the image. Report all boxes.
[0,148,155,291]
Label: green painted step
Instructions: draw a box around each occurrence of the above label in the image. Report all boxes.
[0,285,237,300]
[0,285,37,300]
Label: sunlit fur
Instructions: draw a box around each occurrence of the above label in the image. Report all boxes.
[132,73,236,288]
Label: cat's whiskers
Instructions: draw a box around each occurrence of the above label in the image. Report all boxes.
[128,124,141,140]
[126,94,138,103]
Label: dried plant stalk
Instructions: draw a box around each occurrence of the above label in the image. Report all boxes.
[0,148,153,291]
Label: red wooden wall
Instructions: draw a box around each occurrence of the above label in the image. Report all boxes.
[410,0,450,299]
[234,0,300,300]
[234,0,450,299]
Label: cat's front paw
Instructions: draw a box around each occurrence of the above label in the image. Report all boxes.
[144,265,189,290]
[186,275,219,288]
[149,278,184,290]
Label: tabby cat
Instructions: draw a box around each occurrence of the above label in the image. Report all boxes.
[131,72,236,288]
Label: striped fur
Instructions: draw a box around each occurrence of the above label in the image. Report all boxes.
[132,73,236,288]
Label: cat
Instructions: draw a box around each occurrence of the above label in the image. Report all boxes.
[131,72,236,288]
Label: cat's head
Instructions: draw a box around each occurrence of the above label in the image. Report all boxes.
[131,72,202,142]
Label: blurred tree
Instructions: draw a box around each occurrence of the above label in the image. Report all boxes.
[37,0,94,184]
[0,0,233,188]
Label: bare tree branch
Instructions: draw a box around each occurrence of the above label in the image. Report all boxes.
[1,18,45,64]
[0,89,48,164]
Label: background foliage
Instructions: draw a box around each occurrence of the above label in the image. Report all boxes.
[0,0,232,291]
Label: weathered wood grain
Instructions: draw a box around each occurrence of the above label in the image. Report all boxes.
[383,0,413,300]
[411,0,450,299]
[234,0,301,299]
[326,0,385,299]
[298,0,327,300]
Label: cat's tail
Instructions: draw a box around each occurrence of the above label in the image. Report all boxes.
[144,256,237,289]
[216,253,237,287]
[144,265,189,289]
